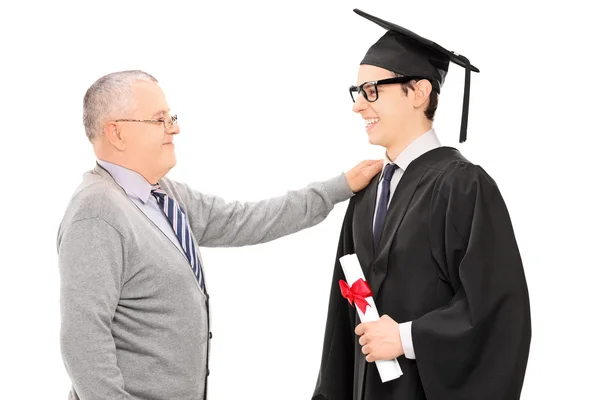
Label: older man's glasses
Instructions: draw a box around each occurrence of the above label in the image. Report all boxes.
[115,114,178,130]
[349,76,422,102]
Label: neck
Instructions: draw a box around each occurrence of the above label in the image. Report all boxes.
[386,121,432,161]
[96,150,162,185]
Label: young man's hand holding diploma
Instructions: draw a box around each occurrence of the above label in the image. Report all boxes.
[355,315,405,362]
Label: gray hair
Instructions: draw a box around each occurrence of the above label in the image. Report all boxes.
[83,70,158,142]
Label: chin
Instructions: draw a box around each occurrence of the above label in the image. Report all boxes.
[367,130,387,147]
[159,158,176,175]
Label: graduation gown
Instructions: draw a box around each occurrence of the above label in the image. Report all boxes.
[312,147,531,400]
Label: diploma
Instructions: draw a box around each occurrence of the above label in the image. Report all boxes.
[339,253,402,383]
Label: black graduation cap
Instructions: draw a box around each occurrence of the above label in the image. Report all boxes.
[354,8,479,143]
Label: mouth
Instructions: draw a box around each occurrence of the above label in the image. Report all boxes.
[364,118,380,131]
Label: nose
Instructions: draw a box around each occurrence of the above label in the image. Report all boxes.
[168,122,180,135]
[352,94,368,114]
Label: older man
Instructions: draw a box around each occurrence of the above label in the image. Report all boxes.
[57,70,382,400]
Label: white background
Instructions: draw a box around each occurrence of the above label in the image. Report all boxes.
[0,0,598,398]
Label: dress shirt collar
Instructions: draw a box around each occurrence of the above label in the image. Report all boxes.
[96,159,153,204]
[379,128,441,181]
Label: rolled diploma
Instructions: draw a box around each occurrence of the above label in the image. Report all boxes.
[339,253,402,382]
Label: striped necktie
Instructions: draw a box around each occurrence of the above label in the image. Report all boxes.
[151,184,204,290]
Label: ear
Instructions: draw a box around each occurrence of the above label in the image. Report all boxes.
[103,122,126,151]
[412,79,433,109]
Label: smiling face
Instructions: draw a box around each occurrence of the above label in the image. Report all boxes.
[351,64,433,157]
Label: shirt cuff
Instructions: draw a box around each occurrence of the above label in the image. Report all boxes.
[398,321,415,359]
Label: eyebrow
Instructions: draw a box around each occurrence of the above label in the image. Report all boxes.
[152,109,170,118]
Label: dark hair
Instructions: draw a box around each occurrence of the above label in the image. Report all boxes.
[394,73,438,121]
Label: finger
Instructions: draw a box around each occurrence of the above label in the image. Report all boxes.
[362,159,383,166]
[365,353,375,363]
[370,160,384,171]
[361,345,370,355]
[359,335,368,346]
[355,322,368,336]
[355,160,372,169]
[362,162,383,178]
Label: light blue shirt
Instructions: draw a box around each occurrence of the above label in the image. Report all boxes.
[96,159,186,256]
[373,128,441,360]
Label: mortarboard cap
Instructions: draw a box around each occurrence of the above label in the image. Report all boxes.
[354,8,479,143]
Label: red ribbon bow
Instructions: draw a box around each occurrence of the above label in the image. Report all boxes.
[339,278,373,314]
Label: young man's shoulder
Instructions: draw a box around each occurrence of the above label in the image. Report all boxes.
[423,147,500,200]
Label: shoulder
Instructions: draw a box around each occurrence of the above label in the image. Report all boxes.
[157,176,189,197]
[57,171,131,243]
[428,150,503,227]
[158,176,235,217]
[157,176,212,207]
[432,150,498,199]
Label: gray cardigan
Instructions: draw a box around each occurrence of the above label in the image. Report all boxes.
[56,163,353,400]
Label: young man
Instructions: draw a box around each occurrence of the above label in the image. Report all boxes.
[312,9,531,400]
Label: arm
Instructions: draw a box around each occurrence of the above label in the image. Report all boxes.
[58,218,132,400]
[312,198,357,400]
[413,161,531,400]
[167,173,353,247]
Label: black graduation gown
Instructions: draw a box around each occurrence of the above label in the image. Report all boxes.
[312,147,531,400]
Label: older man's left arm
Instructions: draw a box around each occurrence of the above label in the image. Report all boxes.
[167,173,353,247]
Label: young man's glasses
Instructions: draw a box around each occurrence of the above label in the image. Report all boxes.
[349,76,423,103]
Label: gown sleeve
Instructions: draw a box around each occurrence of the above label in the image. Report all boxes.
[312,198,357,400]
[413,160,532,400]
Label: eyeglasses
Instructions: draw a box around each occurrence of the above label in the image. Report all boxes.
[114,114,178,130]
[349,76,423,103]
